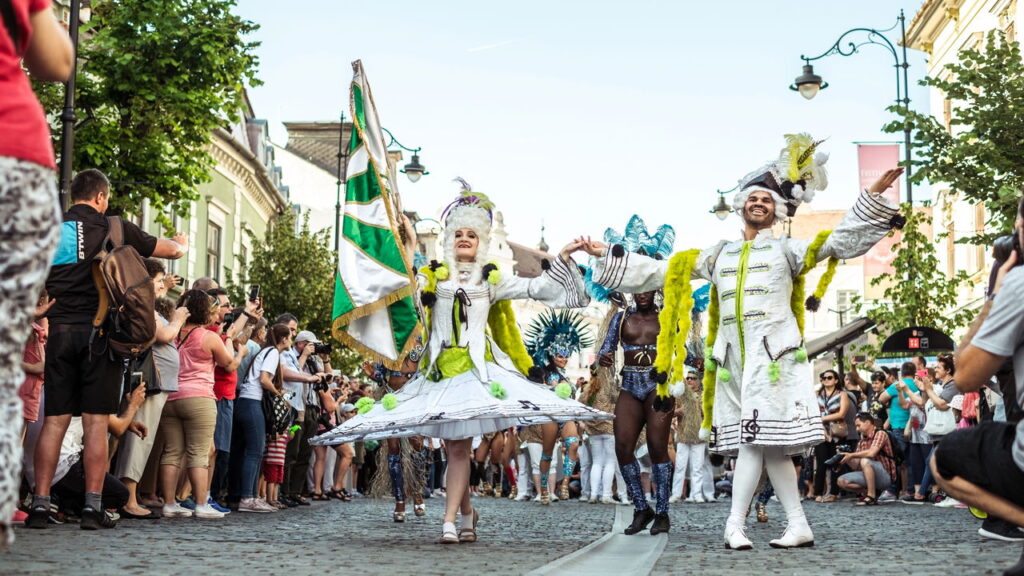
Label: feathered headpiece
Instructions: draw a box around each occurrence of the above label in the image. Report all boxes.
[604,215,676,260]
[584,215,676,304]
[733,133,829,220]
[441,178,495,282]
[524,309,594,367]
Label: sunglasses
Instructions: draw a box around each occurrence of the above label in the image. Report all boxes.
[820,375,836,381]
[685,376,697,381]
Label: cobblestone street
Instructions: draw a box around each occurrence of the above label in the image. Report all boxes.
[4,495,1019,575]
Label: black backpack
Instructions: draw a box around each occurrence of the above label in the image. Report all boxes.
[885,430,905,466]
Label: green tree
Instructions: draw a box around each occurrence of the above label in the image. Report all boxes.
[885,30,1024,244]
[36,0,261,227]
[855,207,975,357]
[225,210,363,375]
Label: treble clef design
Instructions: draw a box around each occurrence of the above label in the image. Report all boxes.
[742,409,761,443]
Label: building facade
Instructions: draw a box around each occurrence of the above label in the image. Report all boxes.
[130,96,290,287]
[906,0,1020,310]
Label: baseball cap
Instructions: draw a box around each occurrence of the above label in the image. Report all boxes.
[340,403,356,413]
[295,330,320,344]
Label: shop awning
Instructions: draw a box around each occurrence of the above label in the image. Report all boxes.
[806,317,876,360]
[880,326,955,355]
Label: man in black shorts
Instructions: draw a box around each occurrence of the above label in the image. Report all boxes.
[936,197,1024,575]
[27,169,188,530]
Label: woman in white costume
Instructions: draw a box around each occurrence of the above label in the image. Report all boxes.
[313,180,610,544]
[583,135,905,550]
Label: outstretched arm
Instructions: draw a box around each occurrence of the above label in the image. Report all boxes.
[821,168,905,262]
[491,239,590,308]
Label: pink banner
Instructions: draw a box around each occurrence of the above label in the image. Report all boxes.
[859,145,901,299]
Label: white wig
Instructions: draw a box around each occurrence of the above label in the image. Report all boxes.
[441,178,494,282]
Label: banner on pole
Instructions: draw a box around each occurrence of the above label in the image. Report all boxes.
[859,144,901,300]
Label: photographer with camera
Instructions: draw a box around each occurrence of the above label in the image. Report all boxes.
[932,200,1024,574]
[836,413,897,506]
[276,316,329,506]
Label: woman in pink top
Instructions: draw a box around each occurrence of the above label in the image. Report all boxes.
[158,290,247,519]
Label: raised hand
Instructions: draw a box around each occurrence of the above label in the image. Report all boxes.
[867,168,905,195]
[581,237,607,257]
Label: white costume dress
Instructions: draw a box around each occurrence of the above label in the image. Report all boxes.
[312,256,612,445]
[590,190,899,455]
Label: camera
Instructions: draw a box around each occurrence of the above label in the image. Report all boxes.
[248,284,261,303]
[824,443,854,468]
[311,373,334,393]
[993,233,1024,266]
[223,311,238,326]
[314,342,333,355]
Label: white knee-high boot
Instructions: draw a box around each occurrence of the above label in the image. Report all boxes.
[724,444,763,549]
[763,447,814,548]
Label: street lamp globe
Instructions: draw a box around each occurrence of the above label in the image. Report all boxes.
[790,64,828,100]
[711,195,731,220]
[401,153,428,183]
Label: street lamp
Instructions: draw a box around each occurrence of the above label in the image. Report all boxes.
[709,187,735,221]
[381,127,429,183]
[792,64,828,100]
[789,9,914,205]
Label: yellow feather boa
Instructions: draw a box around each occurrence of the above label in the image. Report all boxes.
[700,285,719,432]
[487,300,533,375]
[652,250,700,400]
[791,230,838,337]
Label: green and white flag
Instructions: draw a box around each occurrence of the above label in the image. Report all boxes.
[332,60,421,370]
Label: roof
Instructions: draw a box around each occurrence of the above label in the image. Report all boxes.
[508,241,553,278]
[283,122,353,175]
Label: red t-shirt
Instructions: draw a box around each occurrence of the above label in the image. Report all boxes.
[207,326,237,401]
[0,0,57,169]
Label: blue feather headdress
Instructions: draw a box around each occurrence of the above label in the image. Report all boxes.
[584,215,676,304]
[605,215,676,260]
[524,310,594,366]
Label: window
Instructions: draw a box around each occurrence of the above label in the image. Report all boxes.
[207,222,222,283]
[837,290,858,326]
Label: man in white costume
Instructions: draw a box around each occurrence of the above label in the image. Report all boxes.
[583,134,905,549]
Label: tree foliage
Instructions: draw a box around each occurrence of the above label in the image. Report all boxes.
[855,207,974,357]
[225,210,363,375]
[35,0,261,227]
[885,30,1024,245]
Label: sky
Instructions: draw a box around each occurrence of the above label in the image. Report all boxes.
[236,0,931,254]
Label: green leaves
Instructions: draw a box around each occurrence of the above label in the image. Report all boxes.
[36,0,261,227]
[885,30,1024,244]
[224,211,364,376]
[855,206,975,357]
